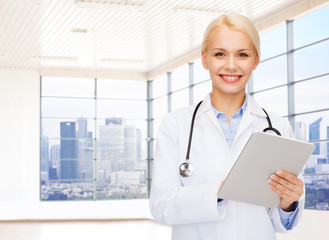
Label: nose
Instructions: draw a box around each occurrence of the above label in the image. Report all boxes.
[224,57,238,71]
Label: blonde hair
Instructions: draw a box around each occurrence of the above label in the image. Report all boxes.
[202,14,260,59]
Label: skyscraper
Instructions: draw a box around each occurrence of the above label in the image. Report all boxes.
[98,118,125,180]
[77,117,88,138]
[309,118,322,155]
[40,136,50,177]
[295,122,306,141]
[60,122,78,181]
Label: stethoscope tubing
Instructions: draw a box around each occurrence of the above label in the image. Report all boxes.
[179,100,282,177]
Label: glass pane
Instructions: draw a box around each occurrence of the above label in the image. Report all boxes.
[153,74,167,98]
[294,5,329,48]
[304,175,329,210]
[41,97,95,118]
[97,119,146,139]
[41,180,95,201]
[97,99,146,119]
[171,88,189,112]
[153,96,167,119]
[193,80,211,104]
[42,77,95,98]
[97,79,146,100]
[294,40,329,81]
[96,119,147,160]
[295,76,329,114]
[41,138,94,160]
[253,55,287,91]
[41,160,94,181]
[96,179,147,200]
[253,86,288,117]
[295,110,329,142]
[194,59,210,84]
[140,140,147,160]
[171,65,189,91]
[96,126,145,161]
[260,24,286,60]
[41,118,95,139]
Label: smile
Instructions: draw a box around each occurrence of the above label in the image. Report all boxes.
[219,74,242,83]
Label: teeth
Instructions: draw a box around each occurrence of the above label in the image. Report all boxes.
[221,75,239,80]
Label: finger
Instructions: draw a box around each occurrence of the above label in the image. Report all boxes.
[276,170,302,185]
[268,182,297,204]
[268,178,303,200]
[270,174,303,193]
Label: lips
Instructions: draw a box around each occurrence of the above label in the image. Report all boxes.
[219,74,242,83]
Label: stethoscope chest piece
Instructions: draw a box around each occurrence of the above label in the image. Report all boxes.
[179,162,193,177]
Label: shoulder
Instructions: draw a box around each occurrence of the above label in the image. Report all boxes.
[247,94,293,138]
[161,105,195,126]
[156,105,195,137]
[262,109,294,138]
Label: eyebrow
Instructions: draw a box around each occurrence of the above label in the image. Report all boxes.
[211,48,252,52]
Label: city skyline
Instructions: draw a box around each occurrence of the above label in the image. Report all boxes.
[41,116,147,201]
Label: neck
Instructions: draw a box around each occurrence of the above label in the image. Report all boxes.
[211,90,246,119]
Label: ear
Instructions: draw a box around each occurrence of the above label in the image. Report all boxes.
[253,56,259,70]
[201,51,209,70]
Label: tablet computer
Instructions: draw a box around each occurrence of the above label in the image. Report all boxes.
[217,132,315,208]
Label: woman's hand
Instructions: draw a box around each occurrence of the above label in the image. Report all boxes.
[268,170,304,212]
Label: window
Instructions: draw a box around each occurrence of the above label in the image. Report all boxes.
[41,77,147,201]
[259,24,286,60]
[40,7,329,209]
[253,7,329,210]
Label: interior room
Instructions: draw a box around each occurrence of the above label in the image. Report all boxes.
[0,0,328,239]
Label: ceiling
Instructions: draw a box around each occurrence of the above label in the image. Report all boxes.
[0,0,328,80]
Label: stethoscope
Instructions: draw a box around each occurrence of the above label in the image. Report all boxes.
[179,100,282,177]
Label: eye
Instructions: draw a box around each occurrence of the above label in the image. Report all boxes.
[238,53,248,57]
[215,52,225,57]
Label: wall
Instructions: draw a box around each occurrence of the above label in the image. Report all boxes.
[0,69,151,220]
[277,209,329,240]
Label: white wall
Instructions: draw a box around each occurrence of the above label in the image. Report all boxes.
[0,69,151,220]
[277,209,329,240]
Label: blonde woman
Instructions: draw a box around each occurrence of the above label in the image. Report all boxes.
[149,14,304,240]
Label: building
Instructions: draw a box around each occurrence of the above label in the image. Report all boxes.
[60,122,79,181]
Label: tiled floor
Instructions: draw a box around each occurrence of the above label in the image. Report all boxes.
[0,219,172,240]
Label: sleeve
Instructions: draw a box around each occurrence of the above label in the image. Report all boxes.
[278,201,300,230]
[267,119,305,233]
[149,114,227,225]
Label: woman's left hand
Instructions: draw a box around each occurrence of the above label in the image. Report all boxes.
[268,170,304,212]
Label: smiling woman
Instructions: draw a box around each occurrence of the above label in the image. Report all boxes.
[149,14,305,240]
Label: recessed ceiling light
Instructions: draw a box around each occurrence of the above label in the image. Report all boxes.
[3,0,42,4]
[173,8,226,17]
[75,1,144,12]
[72,28,89,33]
[100,58,145,64]
[29,56,78,62]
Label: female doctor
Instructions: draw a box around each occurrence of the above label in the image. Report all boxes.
[149,14,304,240]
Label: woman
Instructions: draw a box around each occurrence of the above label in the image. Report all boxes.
[149,14,304,240]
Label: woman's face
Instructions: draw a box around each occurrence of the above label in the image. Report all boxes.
[202,26,259,97]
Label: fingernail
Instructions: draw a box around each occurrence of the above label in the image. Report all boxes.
[276,171,283,176]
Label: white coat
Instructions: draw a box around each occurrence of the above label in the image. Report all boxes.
[149,93,304,240]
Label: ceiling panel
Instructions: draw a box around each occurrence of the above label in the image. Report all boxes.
[0,0,327,80]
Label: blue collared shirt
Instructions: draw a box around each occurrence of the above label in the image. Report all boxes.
[211,95,298,230]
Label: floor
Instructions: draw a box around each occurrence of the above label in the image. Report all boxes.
[0,219,172,240]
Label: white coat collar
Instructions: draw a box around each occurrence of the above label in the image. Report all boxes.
[196,92,267,119]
